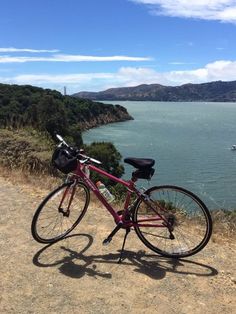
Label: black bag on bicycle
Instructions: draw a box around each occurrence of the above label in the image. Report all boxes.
[52,147,78,174]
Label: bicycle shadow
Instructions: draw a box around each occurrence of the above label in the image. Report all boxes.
[32,233,218,280]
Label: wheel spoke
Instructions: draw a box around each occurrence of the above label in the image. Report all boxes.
[32,182,89,243]
[133,185,212,258]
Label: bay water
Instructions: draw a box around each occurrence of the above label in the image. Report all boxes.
[83,101,236,211]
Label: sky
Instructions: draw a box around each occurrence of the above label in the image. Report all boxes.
[0,0,236,94]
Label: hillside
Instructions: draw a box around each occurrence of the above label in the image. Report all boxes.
[0,83,133,146]
[74,80,236,102]
[0,83,133,175]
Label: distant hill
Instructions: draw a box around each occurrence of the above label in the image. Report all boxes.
[73,81,236,102]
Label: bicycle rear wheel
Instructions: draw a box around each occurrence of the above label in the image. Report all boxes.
[133,185,212,258]
[31,181,90,243]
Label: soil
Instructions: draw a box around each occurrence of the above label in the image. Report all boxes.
[0,175,235,314]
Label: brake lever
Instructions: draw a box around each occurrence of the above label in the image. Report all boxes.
[78,153,102,165]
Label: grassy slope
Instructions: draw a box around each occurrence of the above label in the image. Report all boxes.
[0,128,55,174]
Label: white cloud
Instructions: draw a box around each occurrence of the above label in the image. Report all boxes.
[0,73,119,93]
[131,0,236,23]
[1,60,236,92]
[0,53,152,63]
[54,54,152,62]
[6,73,114,84]
[117,60,236,85]
[0,47,59,53]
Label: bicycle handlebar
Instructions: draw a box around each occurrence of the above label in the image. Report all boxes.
[56,134,102,165]
[56,134,69,147]
[79,153,102,165]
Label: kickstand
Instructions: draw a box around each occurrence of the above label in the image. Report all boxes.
[118,228,130,264]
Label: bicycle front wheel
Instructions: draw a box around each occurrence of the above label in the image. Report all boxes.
[31,181,90,243]
[133,185,212,258]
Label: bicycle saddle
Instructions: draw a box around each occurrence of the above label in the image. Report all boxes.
[124,157,155,169]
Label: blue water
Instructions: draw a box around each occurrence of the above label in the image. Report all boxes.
[83,101,236,210]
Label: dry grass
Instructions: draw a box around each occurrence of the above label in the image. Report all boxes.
[211,209,236,242]
[0,128,54,175]
[0,165,61,197]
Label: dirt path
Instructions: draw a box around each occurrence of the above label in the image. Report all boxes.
[0,176,235,314]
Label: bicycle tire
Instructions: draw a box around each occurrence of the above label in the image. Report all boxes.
[133,185,212,258]
[31,181,90,244]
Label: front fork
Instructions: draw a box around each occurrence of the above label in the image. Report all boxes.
[58,179,77,217]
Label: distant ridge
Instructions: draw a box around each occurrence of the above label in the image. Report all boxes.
[73,81,236,102]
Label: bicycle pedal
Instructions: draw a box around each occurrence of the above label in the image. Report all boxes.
[102,237,112,246]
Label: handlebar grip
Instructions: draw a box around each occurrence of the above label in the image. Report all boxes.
[78,153,102,165]
[90,157,102,165]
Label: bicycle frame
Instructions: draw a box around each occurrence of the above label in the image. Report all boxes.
[32,134,212,260]
[68,161,169,229]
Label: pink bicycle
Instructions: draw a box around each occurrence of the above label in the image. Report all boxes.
[31,135,212,261]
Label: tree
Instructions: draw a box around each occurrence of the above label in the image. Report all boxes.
[38,96,68,137]
[84,142,124,186]
[66,124,83,148]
